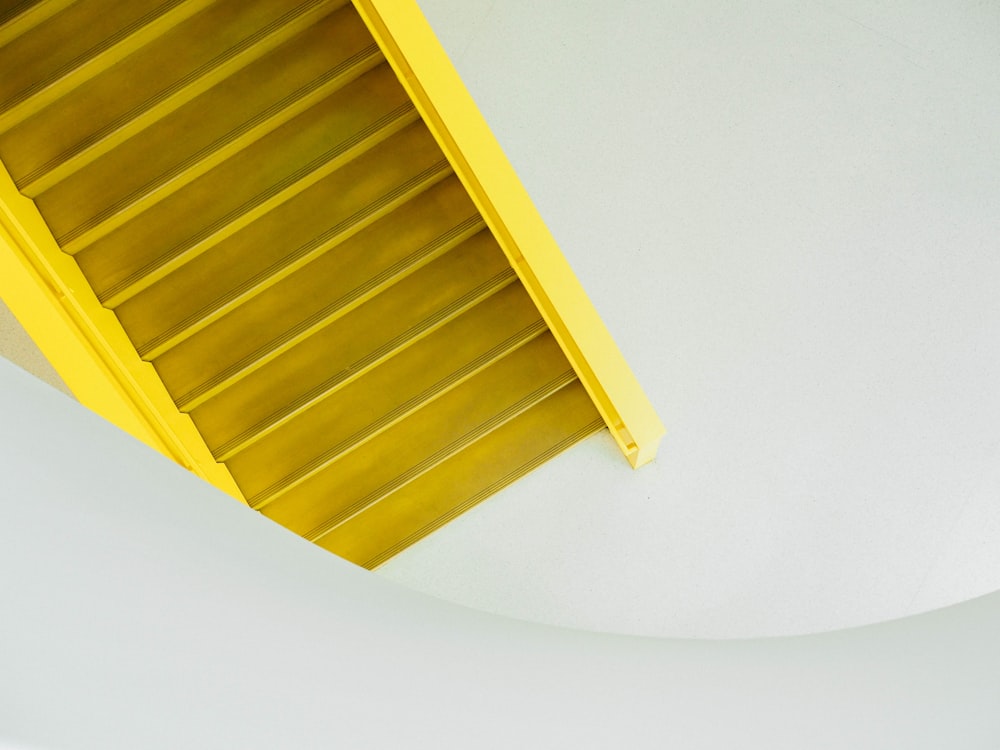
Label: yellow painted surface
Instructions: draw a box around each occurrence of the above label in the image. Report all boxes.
[273,332,578,533]
[0,0,216,134]
[353,0,664,466]
[0,1,78,49]
[321,380,605,567]
[0,162,245,501]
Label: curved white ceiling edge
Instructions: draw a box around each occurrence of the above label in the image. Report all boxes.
[1,357,998,750]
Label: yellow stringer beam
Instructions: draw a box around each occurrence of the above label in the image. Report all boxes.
[352,0,664,466]
[0,162,245,501]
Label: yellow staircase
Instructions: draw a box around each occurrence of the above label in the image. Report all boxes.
[0,0,660,567]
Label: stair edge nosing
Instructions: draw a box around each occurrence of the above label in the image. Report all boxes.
[0,0,212,132]
[297,369,579,533]
[361,417,606,568]
[15,0,339,194]
[210,268,518,460]
[47,44,384,241]
[240,317,548,499]
[170,214,484,411]
[135,157,452,362]
[95,104,422,307]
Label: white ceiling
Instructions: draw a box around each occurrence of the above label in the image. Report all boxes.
[377,0,1000,638]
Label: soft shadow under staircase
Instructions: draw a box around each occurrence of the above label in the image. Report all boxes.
[0,0,662,567]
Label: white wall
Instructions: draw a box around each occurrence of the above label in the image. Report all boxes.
[2,357,1000,750]
[378,0,1000,638]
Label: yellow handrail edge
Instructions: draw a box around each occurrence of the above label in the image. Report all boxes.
[0,162,246,502]
[352,0,665,467]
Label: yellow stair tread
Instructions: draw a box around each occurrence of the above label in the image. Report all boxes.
[68,61,411,277]
[317,381,604,568]
[0,1,77,49]
[0,0,197,118]
[163,227,507,411]
[182,227,513,429]
[121,175,478,360]
[212,282,541,464]
[0,0,341,185]
[261,332,576,527]
[79,117,441,309]
[225,282,545,488]
[30,4,377,235]
[46,61,408,253]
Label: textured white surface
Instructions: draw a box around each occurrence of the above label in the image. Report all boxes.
[377,0,1000,638]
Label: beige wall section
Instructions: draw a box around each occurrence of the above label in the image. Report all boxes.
[0,296,72,396]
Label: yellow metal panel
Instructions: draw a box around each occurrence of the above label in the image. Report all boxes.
[186,228,514,448]
[1,0,343,194]
[0,0,77,49]
[113,125,451,362]
[0,0,215,134]
[0,163,245,501]
[225,283,545,491]
[321,381,604,567]
[34,7,381,248]
[149,178,481,411]
[266,332,577,531]
[75,70,419,306]
[352,0,664,466]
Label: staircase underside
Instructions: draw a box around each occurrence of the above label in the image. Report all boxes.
[0,0,660,567]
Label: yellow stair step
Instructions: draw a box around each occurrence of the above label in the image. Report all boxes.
[172,226,513,414]
[0,0,76,49]
[210,282,539,465]
[142,186,483,413]
[158,219,493,412]
[21,5,376,199]
[320,381,604,568]
[0,0,213,132]
[262,332,577,524]
[60,60,411,258]
[0,0,343,190]
[125,176,480,362]
[106,126,451,365]
[182,238,513,461]
[78,108,435,309]
[29,7,380,252]
[52,61,411,256]
[224,283,546,485]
